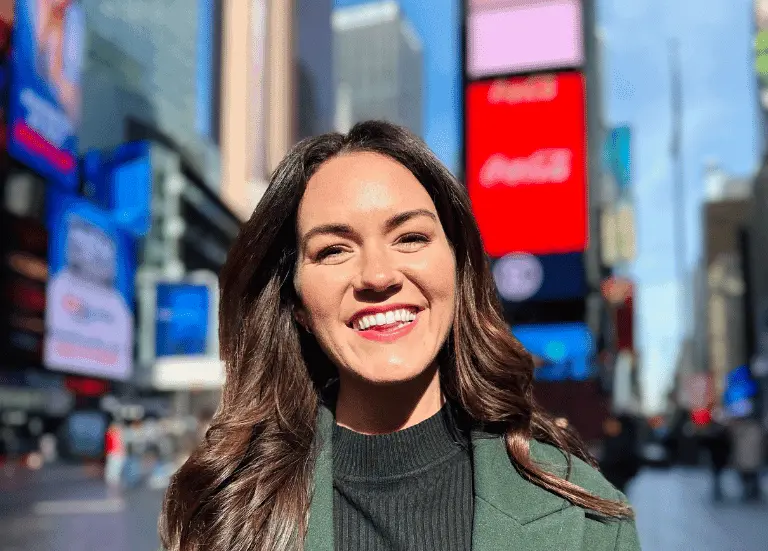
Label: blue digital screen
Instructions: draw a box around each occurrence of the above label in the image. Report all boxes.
[155,282,211,357]
[603,126,631,190]
[722,364,758,407]
[512,322,595,381]
[82,141,152,237]
[8,0,85,189]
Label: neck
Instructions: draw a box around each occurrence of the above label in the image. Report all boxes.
[335,364,443,435]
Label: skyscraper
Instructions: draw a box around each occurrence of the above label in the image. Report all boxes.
[80,0,221,191]
[332,1,423,136]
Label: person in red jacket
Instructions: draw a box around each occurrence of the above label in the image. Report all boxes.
[104,420,125,489]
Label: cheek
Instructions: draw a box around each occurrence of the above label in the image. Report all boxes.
[295,266,346,325]
[413,248,457,311]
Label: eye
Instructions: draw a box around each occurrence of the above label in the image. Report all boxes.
[315,245,348,262]
[396,233,430,249]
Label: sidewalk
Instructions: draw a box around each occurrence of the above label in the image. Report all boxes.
[629,467,768,551]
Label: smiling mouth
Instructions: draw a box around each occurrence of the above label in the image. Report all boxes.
[350,308,419,332]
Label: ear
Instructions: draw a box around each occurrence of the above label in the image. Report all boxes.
[294,307,312,334]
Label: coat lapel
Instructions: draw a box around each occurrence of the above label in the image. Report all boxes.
[305,409,586,551]
[305,406,334,551]
[471,433,586,551]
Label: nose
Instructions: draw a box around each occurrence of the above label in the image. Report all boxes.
[353,245,402,293]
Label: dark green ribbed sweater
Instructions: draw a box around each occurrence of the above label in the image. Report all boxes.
[332,406,473,551]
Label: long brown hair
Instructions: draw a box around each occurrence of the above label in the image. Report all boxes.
[159,120,632,551]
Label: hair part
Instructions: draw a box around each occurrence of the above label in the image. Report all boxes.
[159,120,632,551]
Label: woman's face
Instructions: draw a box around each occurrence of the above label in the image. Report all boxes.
[294,152,456,386]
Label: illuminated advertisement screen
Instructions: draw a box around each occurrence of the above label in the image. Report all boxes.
[491,252,585,303]
[465,72,587,256]
[155,282,211,357]
[603,126,631,191]
[82,140,152,237]
[466,0,583,79]
[512,322,594,380]
[0,1,13,149]
[8,0,85,189]
[44,187,135,380]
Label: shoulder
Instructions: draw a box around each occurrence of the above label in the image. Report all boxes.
[530,440,640,551]
[530,440,626,502]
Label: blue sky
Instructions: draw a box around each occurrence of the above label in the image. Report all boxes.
[598,0,761,411]
[332,0,762,413]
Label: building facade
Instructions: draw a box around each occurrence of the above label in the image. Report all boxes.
[80,0,221,193]
[333,1,423,136]
[703,197,751,399]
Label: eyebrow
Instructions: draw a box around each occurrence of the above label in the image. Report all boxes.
[302,208,438,245]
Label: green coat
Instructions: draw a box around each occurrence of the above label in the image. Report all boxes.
[161,407,642,551]
[306,406,641,551]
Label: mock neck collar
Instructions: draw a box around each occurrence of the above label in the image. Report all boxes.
[306,403,588,551]
[332,403,467,479]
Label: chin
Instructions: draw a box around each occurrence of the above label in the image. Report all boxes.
[350,360,437,387]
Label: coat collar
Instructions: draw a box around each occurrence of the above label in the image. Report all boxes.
[305,406,585,551]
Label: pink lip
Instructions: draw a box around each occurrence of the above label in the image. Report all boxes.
[354,313,419,343]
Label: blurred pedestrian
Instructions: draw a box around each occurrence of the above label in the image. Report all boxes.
[123,419,146,488]
[104,421,125,489]
[730,417,763,502]
[600,414,642,493]
[700,419,731,501]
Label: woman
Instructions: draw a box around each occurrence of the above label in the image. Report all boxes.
[34,0,83,122]
[159,121,641,551]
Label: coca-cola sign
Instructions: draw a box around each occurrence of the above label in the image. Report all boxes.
[465,71,587,256]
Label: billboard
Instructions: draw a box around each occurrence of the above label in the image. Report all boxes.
[155,282,211,357]
[466,72,587,256]
[512,322,595,380]
[0,1,13,149]
[491,252,585,302]
[8,0,85,189]
[757,1,768,95]
[723,365,758,418]
[82,141,152,237]
[44,187,135,380]
[603,126,631,191]
[466,0,583,79]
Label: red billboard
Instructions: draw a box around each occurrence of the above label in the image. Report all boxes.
[465,72,587,256]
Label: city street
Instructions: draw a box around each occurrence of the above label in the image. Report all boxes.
[628,468,768,551]
[0,464,766,551]
[0,464,164,551]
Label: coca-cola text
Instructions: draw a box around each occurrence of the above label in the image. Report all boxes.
[487,75,558,105]
[479,149,572,188]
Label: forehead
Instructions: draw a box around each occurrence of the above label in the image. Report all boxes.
[297,152,436,230]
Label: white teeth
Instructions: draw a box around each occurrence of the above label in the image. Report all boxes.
[353,308,418,330]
